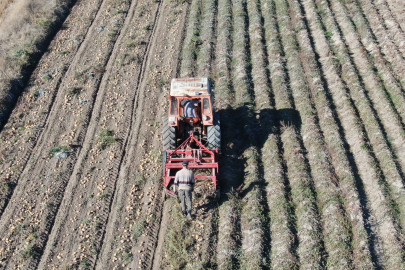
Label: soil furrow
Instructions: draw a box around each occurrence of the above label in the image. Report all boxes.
[87,1,190,269]
[330,0,405,234]
[244,0,288,268]
[226,1,271,269]
[0,0,79,130]
[383,0,405,32]
[1,0,404,267]
[214,0,234,109]
[180,0,202,78]
[213,0,243,269]
[147,3,194,270]
[245,1,278,268]
[369,0,405,58]
[272,0,355,268]
[196,0,217,77]
[158,0,224,268]
[215,114,242,270]
[328,0,405,233]
[332,0,405,232]
[179,0,220,268]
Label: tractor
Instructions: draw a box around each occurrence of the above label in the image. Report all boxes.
[162,78,221,197]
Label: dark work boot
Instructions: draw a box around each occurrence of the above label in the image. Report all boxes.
[183,211,187,217]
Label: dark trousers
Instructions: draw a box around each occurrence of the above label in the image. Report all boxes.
[178,189,192,213]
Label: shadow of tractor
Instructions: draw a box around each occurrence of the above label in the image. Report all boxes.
[195,105,302,209]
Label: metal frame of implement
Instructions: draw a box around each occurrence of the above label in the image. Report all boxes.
[163,132,219,197]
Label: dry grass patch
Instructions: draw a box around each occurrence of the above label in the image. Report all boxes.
[0,0,72,123]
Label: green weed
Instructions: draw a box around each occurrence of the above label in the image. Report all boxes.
[20,243,40,260]
[49,145,70,156]
[98,129,116,150]
[114,9,127,15]
[43,74,52,81]
[38,19,52,30]
[132,217,146,242]
[143,23,152,31]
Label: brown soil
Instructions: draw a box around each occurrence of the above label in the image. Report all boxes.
[0,0,405,269]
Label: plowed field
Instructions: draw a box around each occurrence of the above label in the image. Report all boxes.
[1,0,405,269]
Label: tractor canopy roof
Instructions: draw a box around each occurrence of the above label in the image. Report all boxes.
[170,77,211,97]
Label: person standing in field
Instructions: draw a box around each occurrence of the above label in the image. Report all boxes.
[173,160,195,219]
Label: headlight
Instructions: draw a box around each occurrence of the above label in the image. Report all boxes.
[169,116,176,122]
[202,115,207,121]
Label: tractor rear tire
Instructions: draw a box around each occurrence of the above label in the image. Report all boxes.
[163,117,176,150]
[207,112,221,150]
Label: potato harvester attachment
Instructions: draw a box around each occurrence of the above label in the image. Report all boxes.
[163,132,219,197]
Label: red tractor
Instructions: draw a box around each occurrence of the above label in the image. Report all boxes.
[162,78,221,197]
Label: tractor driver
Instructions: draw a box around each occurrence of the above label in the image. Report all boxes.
[173,160,195,219]
[184,99,200,124]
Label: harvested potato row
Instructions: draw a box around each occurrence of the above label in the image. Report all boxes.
[0,0,135,267]
[0,0,104,216]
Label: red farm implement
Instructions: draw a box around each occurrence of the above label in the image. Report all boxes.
[163,132,219,197]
